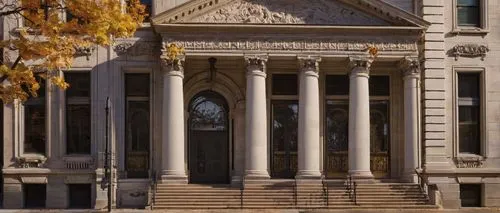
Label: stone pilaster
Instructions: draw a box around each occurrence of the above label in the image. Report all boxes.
[296,56,322,179]
[244,55,270,180]
[160,55,188,183]
[347,56,374,179]
[231,100,246,185]
[400,57,421,183]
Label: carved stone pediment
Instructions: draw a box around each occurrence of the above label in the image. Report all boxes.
[189,0,387,25]
[153,0,429,27]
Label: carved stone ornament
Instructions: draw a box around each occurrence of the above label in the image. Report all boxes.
[129,191,147,197]
[451,44,489,60]
[16,156,47,168]
[74,45,95,60]
[160,55,185,72]
[455,156,484,168]
[165,38,417,52]
[114,42,158,56]
[189,0,388,25]
[244,55,268,72]
[399,57,420,77]
[298,56,321,73]
[348,56,373,74]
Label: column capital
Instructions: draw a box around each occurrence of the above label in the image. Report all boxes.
[160,54,185,75]
[297,55,321,76]
[399,57,421,78]
[244,54,268,72]
[348,56,373,75]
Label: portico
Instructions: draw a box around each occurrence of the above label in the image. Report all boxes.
[151,0,429,184]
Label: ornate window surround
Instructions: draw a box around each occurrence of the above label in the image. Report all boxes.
[452,66,487,164]
[452,0,489,35]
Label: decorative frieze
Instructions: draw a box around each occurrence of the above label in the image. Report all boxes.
[450,44,489,60]
[164,38,417,52]
[114,42,159,56]
[63,157,94,170]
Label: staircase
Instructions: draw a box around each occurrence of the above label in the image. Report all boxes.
[152,180,437,210]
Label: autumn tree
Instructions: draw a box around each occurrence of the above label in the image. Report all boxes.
[0,0,146,102]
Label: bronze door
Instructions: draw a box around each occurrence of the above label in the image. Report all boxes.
[271,101,298,179]
[325,100,349,178]
[188,91,229,184]
[189,130,229,184]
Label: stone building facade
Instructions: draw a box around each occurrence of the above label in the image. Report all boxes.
[1,0,499,209]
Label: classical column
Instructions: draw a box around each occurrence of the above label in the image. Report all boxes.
[400,57,421,183]
[296,56,322,179]
[244,55,270,180]
[348,56,374,179]
[160,55,187,183]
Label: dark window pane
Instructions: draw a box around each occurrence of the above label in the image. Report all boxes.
[326,75,349,95]
[458,73,480,98]
[370,101,390,152]
[272,74,298,96]
[458,0,479,6]
[189,92,227,130]
[24,184,46,208]
[369,76,390,96]
[141,0,152,22]
[460,184,481,207]
[68,184,91,209]
[271,101,298,178]
[25,105,45,154]
[66,72,90,97]
[458,7,480,27]
[326,100,349,151]
[125,74,150,97]
[66,105,91,154]
[459,106,479,123]
[125,74,151,179]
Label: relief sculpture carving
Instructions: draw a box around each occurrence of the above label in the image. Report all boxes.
[190,0,388,25]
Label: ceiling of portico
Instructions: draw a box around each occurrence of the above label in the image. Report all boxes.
[152,0,429,28]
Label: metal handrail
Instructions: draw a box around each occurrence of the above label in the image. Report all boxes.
[240,176,244,209]
[321,175,328,207]
[415,168,429,200]
[346,175,357,205]
[150,171,157,210]
[293,178,298,206]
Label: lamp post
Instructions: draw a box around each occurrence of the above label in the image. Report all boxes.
[101,97,112,212]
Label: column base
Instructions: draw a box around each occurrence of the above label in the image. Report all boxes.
[160,170,188,184]
[348,170,374,180]
[402,170,418,183]
[295,170,322,180]
[244,170,270,180]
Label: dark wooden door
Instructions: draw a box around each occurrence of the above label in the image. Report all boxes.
[189,130,229,184]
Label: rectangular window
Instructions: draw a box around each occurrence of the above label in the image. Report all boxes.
[272,74,298,96]
[458,73,481,155]
[457,0,480,27]
[68,184,91,209]
[24,79,46,154]
[66,72,91,154]
[460,184,482,207]
[271,101,298,179]
[24,184,46,208]
[125,73,150,178]
[325,75,349,96]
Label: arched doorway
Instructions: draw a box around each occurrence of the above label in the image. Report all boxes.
[188,91,229,184]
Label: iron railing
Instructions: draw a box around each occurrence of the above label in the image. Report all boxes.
[346,175,357,205]
[240,176,245,209]
[150,171,157,210]
[293,178,298,206]
[321,174,328,207]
